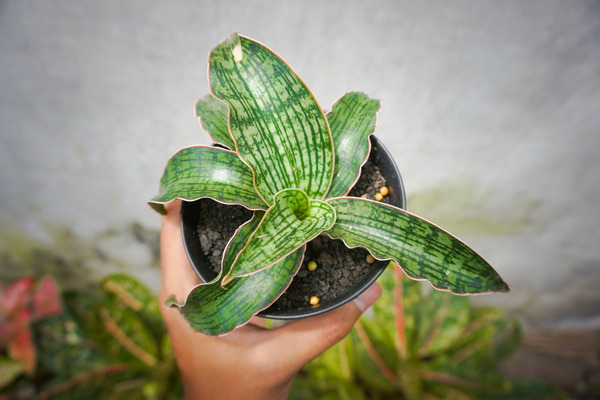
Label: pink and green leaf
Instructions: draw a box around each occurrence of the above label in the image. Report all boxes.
[326,198,509,294]
[208,33,334,204]
[148,146,267,214]
[168,212,304,336]
[0,277,34,315]
[32,275,62,318]
[326,92,381,198]
[417,290,471,356]
[195,94,235,150]
[222,189,336,284]
[7,308,35,373]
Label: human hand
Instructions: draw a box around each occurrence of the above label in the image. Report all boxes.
[159,200,381,400]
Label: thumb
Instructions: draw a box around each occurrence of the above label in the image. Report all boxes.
[268,282,382,368]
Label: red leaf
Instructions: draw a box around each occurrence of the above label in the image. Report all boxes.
[0,277,34,316]
[8,320,36,373]
[0,320,11,343]
[1,307,32,344]
[33,276,62,318]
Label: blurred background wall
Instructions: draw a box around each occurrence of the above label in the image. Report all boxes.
[1,0,599,331]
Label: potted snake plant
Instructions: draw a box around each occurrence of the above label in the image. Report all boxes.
[149,33,509,336]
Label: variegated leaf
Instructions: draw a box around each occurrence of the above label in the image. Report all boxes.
[168,212,304,336]
[149,146,267,214]
[195,94,235,150]
[326,198,509,294]
[223,188,336,284]
[326,92,381,198]
[208,33,334,204]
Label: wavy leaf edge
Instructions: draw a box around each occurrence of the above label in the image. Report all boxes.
[148,145,269,213]
[165,246,306,336]
[208,32,334,204]
[325,91,382,198]
[195,94,236,150]
[325,196,510,295]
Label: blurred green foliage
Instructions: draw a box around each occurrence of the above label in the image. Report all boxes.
[0,273,182,400]
[1,265,571,399]
[290,264,569,400]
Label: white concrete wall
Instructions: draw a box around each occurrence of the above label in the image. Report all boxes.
[1,0,599,329]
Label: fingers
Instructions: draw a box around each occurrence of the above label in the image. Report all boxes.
[265,282,382,369]
[159,200,202,303]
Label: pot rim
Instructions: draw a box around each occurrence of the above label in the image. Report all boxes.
[180,135,406,319]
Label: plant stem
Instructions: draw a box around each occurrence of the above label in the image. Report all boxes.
[354,320,397,385]
[393,266,406,354]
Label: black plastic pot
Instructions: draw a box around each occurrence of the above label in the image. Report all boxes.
[180,135,405,319]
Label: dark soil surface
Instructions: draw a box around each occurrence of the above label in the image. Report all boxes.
[196,157,389,310]
[196,202,253,277]
[276,159,389,310]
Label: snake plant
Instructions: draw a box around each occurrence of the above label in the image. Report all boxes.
[149,33,508,336]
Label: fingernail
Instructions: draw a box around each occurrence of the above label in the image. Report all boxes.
[353,283,382,313]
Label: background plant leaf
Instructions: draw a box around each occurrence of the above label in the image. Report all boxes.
[7,308,36,372]
[0,357,23,389]
[326,92,381,198]
[0,277,34,314]
[170,212,304,335]
[195,94,235,150]
[32,275,62,318]
[326,198,509,294]
[209,33,334,204]
[100,273,164,340]
[223,189,336,284]
[90,300,159,370]
[149,145,267,214]
[422,359,509,396]
[446,307,521,367]
[417,289,471,357]
[291,266,566,400]
[32,278,182,400]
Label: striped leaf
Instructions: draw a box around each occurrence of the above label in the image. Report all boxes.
[417,289,471,356]
[223,188,336,284]
[195,94,235,150]
[326,92,381,198]
[168,212,304,336]
[149,146,267,214]
[326,198,509,294]
[101,273,159,315]
[94,301,159,368]
[208,33,334,204]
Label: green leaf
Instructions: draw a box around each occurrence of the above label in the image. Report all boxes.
[0,357,23,389]
[326,198,509,294]
[34,310,111,380]
[208,33,334,204]
[169,212,304,335]
[100,273,164,339]
[422,361,509,397]
[91,300,159,369]
[101,273,158,315]
[195,94,235,150]
[399,272,424,355]
[149,146,267,214]
[326,92,381,198]
[223,189,336,284]
[417,290,471,356]
[447,308,521,366]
